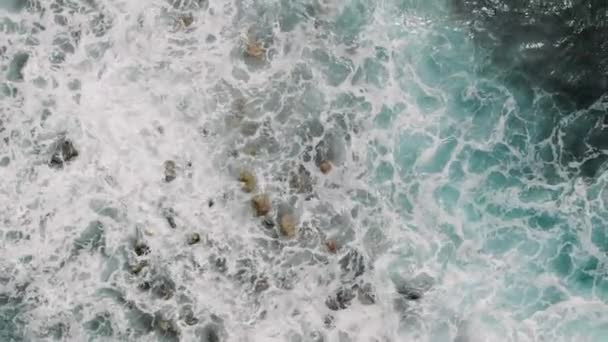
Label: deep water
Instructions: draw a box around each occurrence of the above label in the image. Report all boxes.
[1,0,608,341]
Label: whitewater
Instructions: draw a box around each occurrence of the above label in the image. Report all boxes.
[1,0,608,341]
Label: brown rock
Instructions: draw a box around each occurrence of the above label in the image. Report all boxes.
[325,239,338,254]
[319,160,332,174]
[279,213,296,238]
[252,194,271,216]
[238,170,257,193]
[179,14,194,28]
[244,38,265,60]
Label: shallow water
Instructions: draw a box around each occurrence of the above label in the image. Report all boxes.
[1,0,608,341]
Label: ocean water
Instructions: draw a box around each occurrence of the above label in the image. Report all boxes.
[1,0,608,341]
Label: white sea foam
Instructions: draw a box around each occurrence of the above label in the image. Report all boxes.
[1,0,608,341]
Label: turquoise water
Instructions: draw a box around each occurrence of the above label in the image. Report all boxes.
[1,0,608,341]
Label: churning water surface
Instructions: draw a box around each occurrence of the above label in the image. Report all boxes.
[1,0,608,341]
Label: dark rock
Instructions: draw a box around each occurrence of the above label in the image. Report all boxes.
[208,199,215,208]
[325,287,355,311]
[162,208,177,229]
[134,242,150,256]
[397,287,422,301]
[150,275,176,300]
[323,315,335,328]
[129,260,149,275]
[138,281,151,291]
[5,230,25,241]
[188,233,201,245]
[289,164,313,194]
[254,277,270,293]
[164,160,177,182]
[261,217,275,229]
[49,138,78,168]
[339,248,366,280]
[179,305,199,326]
[214,257,227,273]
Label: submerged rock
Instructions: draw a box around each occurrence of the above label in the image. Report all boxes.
[238,170,257,193]
[243,36,266,60]
[289,164,313,194]
[154,312,180,341]
[49,138,78,168]
[251,194,271,216]
[278,212,297,238]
